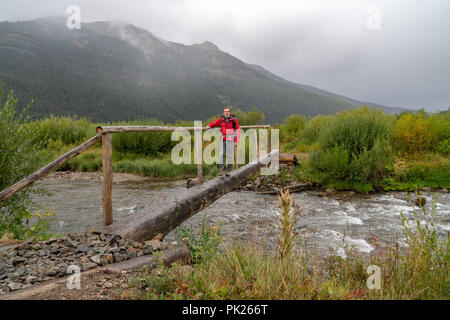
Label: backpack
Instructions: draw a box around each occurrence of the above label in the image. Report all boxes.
[220,114,238,130]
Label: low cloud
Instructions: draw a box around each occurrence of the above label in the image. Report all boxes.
[1,0,449,111]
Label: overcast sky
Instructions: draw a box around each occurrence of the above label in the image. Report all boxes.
[1,0,449,111]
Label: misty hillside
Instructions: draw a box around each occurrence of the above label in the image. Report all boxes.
[0,18,406,123]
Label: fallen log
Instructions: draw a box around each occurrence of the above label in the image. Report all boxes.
[93,150,280,241]
[279,153,298,166]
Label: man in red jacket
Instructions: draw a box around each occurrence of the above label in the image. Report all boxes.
[206,106,240,176]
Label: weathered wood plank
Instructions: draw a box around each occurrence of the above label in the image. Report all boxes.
[102,133,113,226]
[0,134,102,203]
[96,125,270,133]
[93,150,280,241]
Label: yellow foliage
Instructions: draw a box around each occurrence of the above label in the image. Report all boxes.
[393,113,435,156]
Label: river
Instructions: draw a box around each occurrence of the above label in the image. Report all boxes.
[29,173,450,259]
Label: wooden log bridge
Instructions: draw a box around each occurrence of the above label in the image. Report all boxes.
[93,149,280,242]
[0,124,273,232]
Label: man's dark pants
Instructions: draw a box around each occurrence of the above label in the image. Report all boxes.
[219,140,234,172]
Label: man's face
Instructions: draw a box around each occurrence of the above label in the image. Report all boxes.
[223,108,231,117]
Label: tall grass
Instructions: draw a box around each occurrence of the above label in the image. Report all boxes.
[276,189,299,259]
[25,115,95,147]
[111,119,175,156]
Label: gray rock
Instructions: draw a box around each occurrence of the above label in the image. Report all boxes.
[7,282,22,291]
[46,267,59,277]
[95,247,107,254]
[76,245,90,253]
[25,276,38,284]
[89,254,102,264]
[144,240,164,251]
[7,249,17,258]
[108,246,120,253]
[23,251,35,258]
[63,239,76,248]
[24,236,35,244]
[0,264,6,275]
[108,235,120,245]
[15,268,26,277]
[113,253,122,263]
[45,238,58,245]
[12,257,26,266]
[81,262,97,271]
[37,250,48,257]
[0,284,11,293]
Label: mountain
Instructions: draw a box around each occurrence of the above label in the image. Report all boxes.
[0,18,407,123]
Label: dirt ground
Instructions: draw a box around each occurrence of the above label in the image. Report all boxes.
[26,268,143,300]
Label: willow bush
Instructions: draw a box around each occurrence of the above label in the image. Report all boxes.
[308,106,395,189]
[0,85,46,239]
[393,110,450,156]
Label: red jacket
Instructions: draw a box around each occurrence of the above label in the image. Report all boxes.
[208,115,240,143]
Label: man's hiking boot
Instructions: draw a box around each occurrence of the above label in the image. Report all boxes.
[225,170,231,177]
[219,170,225,178]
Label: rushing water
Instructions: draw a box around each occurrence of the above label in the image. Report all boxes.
[29,176,450,258]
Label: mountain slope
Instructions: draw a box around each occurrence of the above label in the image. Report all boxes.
[0,18,406,123]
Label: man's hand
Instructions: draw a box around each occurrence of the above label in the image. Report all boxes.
[206,125,211,128]
[235,141,238,146]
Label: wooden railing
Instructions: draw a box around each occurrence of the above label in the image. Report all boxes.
[0,124,271,227]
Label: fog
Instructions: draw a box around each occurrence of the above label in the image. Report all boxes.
[1,0,449,111]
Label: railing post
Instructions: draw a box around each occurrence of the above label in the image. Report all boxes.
[102,132,113,226]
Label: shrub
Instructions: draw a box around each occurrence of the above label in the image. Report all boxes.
[279,114,306,144]
[392,110,450,156]
[308,106,394,187]
[0,85,49,239]
[301,114,333,145]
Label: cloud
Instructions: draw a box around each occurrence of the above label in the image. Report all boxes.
[1,0,449,111]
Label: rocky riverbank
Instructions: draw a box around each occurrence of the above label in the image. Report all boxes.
[233,173,312,194]
[0,232,168,296]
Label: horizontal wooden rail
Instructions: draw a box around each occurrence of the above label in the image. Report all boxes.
[96,125,270,133]
[0,134,102,203]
